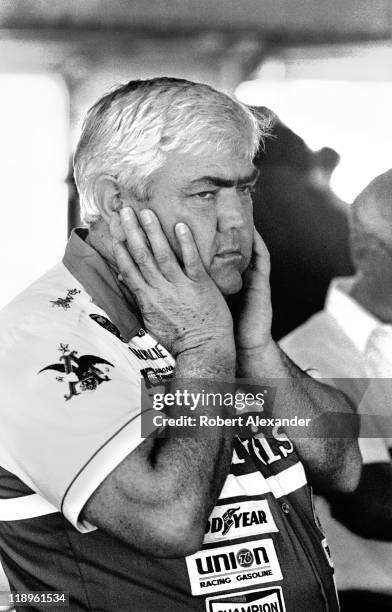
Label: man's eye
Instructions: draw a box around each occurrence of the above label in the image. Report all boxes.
[194,191,217,200]
[238,185,255,196]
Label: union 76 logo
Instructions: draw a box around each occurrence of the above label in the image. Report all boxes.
[237,548,254,567]
[38,343,114,401]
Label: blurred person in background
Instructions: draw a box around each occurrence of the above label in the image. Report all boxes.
[0,77,360,611]
[251,109,353,340]
[281,169,392,612]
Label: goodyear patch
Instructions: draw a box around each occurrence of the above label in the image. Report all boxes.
[204,499,278,544]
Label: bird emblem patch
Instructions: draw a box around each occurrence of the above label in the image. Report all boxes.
[50,288,81,310]
[38,343,114,401]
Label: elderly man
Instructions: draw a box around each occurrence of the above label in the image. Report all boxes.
[0,78,359,611]
[281,169,392,611]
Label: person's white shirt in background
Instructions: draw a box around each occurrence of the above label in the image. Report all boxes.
[281,277,392,594]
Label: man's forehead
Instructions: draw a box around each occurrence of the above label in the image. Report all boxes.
[164,150,256,182]
[352,170,392,247]
[354,170,392,224]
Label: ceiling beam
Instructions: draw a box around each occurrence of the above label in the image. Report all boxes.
[0,0,391,42]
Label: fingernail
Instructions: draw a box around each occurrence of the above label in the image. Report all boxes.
[176,222,188,235]
[140,209,153,225]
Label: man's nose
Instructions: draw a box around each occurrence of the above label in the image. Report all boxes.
[217,189,245,232]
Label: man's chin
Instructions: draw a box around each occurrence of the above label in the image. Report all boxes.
[214,272,243,296]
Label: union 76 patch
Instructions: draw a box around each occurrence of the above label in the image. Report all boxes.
[186,538,282,596]
[38,343,114,401]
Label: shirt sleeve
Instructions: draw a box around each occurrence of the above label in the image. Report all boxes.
[0,317,151,533]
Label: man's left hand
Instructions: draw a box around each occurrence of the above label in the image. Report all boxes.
[233,228,273,360]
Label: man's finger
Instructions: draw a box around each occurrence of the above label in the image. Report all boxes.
[113,239,146,293]
[140,209,181,281]
[175,223,207,281]
[251,228,271,278]
[119,207,160,283]
[242,229,271,291]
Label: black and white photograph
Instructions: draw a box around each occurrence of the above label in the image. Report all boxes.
[0,2,392,611]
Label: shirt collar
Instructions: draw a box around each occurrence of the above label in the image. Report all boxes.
[325,277,380,353]
[63,228,141,341]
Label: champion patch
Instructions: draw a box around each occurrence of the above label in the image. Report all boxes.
[205,586,286,612]
[38,343,114,400]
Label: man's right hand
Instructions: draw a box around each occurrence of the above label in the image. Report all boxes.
[111,207,234,361]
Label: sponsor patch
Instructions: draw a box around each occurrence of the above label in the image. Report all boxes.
[204,500,278,544]
[205,586,286,612]
[186,538,282,596]
[140,365,175,388]
[38,343,114,401]
[129,343,168,361]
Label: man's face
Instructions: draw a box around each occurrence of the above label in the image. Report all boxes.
[141,148,257,295]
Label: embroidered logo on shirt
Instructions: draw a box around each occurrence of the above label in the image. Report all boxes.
[186,538,283,596]
[204,500,279,544]
[50,288,81,310]
[38,343,114,400]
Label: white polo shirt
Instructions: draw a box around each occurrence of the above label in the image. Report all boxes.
[0,230,340,611]
[281,277,392,594]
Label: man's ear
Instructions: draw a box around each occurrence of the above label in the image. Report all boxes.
[93,175,123,224]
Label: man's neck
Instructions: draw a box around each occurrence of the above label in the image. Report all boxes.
[349,276,392,325]
[85,222,116,268]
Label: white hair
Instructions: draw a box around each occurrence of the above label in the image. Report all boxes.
[74,77,270,224]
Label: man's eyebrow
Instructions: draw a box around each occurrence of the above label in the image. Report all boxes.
[189,168,260,189]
